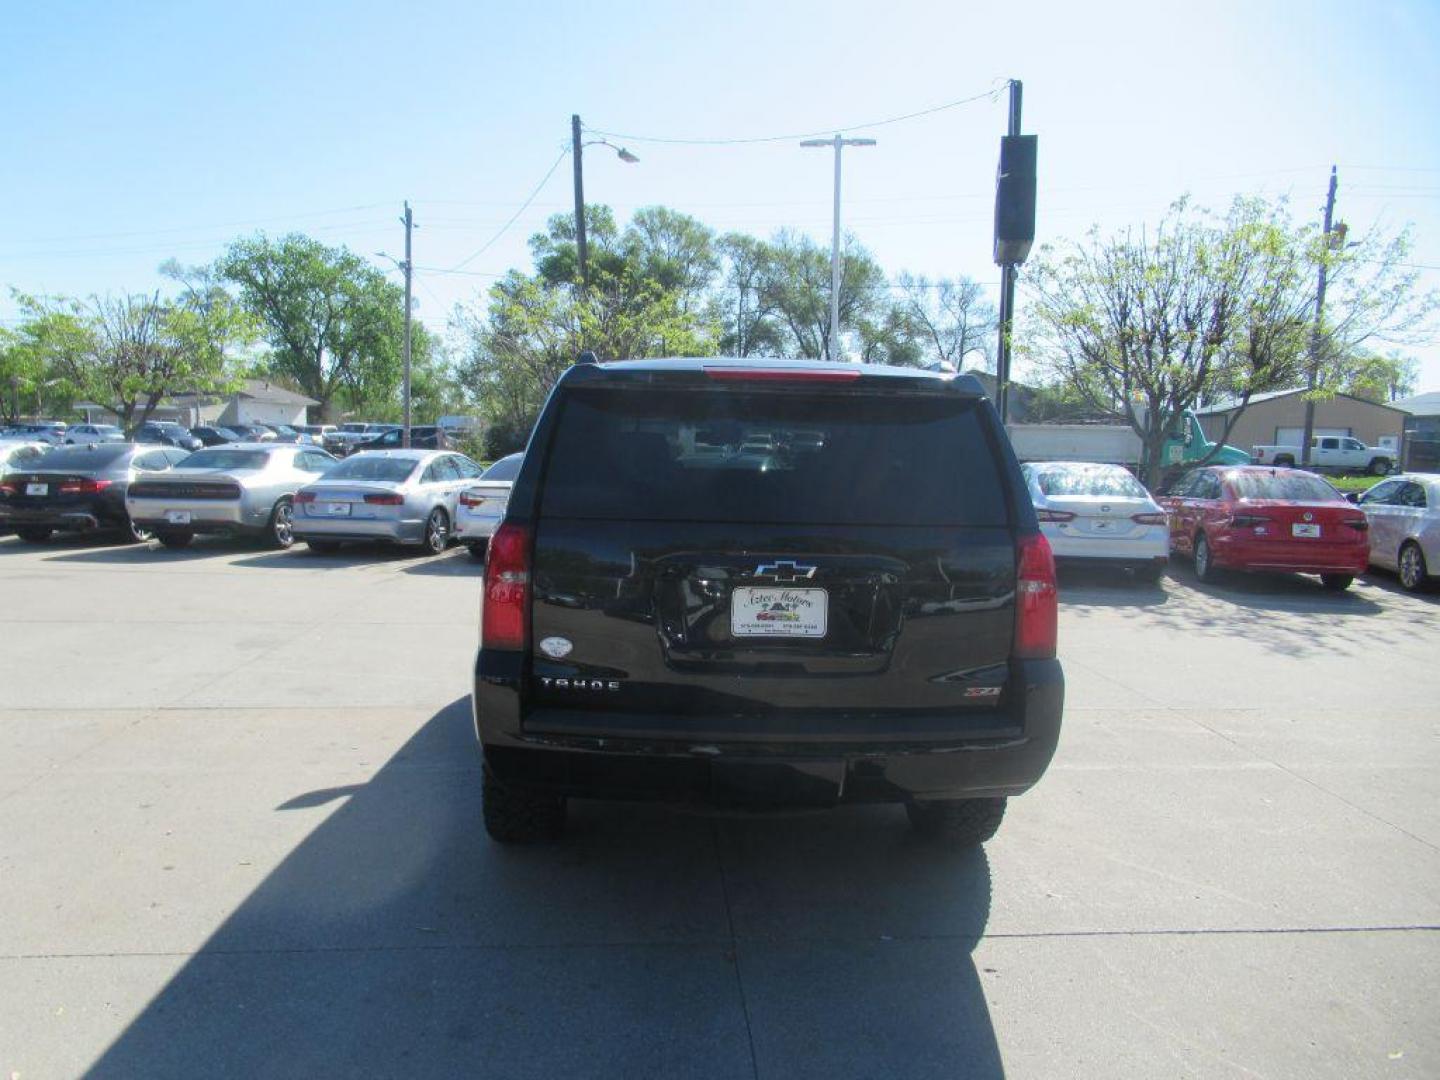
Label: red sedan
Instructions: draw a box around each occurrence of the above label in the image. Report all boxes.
[1159,466,1369,590]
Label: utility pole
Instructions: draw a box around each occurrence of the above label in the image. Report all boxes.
[572,114,588,289]
[1300,166,1338,468]
[995,80,1024,423]
[401,201,414,449]
[801,134,876,361]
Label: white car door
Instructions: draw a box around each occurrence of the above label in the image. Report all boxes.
[1358,479,1404,569]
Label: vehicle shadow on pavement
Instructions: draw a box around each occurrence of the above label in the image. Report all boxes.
[84,697,1002,1080]
[37,536,257,563]
[1055,564,1169,608]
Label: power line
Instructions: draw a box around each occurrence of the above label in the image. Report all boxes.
[584,84,1005,146]
[447,149,569,272]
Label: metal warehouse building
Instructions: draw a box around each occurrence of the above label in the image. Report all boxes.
[1196,388,1408,459]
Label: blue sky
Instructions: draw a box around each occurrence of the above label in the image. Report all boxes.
[4,0,1438,388]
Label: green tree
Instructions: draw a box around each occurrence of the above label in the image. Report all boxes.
[1024,197,1319,486]
[17,287,243,429]
[1340,350,1420,403]
[219,234,405,419]
[759,230,885,360]
[0,326,52,423]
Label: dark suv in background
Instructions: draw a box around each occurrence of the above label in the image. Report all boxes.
[473,357,1063,845]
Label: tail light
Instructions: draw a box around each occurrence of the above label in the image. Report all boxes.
[1130,512,1167,525]
[704,366,860,383]
[1035,509,1075,523]
[294,491,316,504]
[58,478,112,494]
[482,522,531,650]
[458,490,487,508]
[1014,532,1058,660]
[363,492,404,505]
[1228,513,1271,528]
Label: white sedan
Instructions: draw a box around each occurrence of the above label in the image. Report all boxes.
[1354,473,1440,591]
[1021,461,1169,582]
[454,452,523,560]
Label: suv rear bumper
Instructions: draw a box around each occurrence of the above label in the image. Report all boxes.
[474,656,1062,805]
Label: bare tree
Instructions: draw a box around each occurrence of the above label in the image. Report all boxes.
[894,273,997,371]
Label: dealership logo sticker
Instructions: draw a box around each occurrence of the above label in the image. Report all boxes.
[539,636,573,659]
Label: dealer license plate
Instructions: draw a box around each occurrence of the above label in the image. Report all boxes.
[1292,522,1321,538]
[323,502,351,516]
[731,586,828,638]
[165,510,191,525]
[25,482,48,496]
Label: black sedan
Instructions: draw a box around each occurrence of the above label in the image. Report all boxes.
[0,442,192,543]
[132,421,204,452]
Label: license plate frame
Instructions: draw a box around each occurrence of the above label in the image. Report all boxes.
[731,586,828,638]
[1292,522,1321,538]
[323,502,351,516]
[165,510,191,525]
[25,482,48,497]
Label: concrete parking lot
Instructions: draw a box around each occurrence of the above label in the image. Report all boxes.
[1,535,1437,1079]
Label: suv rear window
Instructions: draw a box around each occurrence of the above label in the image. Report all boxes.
[540,387,1007,526]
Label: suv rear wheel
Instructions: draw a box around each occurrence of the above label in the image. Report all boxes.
[156,529,194,549]
[906,797,1007,846]
[482,764,566,843]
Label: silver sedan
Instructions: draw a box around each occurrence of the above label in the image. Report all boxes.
[126,443,338,549]
[291,449,484,555]
[1355,473,1440,591]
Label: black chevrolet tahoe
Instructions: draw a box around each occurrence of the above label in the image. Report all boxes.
[473,357,1063,845]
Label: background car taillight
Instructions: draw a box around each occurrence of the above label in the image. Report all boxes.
[294,491,316,504]
[1130,512,1167,525]
[1014,532,1058,660]
[363,492,404,505]
[1035,509,1075,523]
[458,490,487,508]
[1227,513,1271,528]
[482,522,531,650]
[58,478,111,494]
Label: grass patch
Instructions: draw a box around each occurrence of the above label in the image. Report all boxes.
[1327,475,1386,494]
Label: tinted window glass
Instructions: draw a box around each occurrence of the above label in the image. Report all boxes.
[1399,482,1428,509]
[1227,471,1340,502]
[1359,479,1401,505]
[540,387,1008,526]
[323,456,417,483]
[481,454,523,482]
[163,447,192,466]
[34,445,132,470]
[181,449,270,470]
[1320,438,1339,450]
[1036,466,1148,498]
[135,451,172,471]
[453,456,483,479]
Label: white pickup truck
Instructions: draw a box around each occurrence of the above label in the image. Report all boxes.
[1251,435,1394,475]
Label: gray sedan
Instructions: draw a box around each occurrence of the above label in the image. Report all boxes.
[291,449,484,555]
[126,443,338,549]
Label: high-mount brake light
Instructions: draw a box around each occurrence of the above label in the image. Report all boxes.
[1014,532,1058,660]
[482,522,531,650]
[703,367,861,383]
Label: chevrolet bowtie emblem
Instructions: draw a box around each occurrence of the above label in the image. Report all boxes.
[753,560,817,582]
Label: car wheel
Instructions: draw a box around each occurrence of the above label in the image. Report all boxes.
[306,539,343,555]
[266,498,295,549]
[15,526,52,543]
[1193,533,1219,583]
[1274,456,1294,468]
[1320,573,1354,591]
[906,797,1007,846]
[1398,541,1428,592]
[1369,458,1391,476]
[481,764,566,844]
[156,529,194,549]
[422,508,449,555]
[1135,561,1166,584]
[467,540,488,561]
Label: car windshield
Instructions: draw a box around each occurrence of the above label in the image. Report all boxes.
[32,445,132,470]
[1036,466,1149,498]
[179,448,270,470]
[321,456,418,482]
[540,387,1007,526]
[481,455,523,482]
[1228,471,1341,502]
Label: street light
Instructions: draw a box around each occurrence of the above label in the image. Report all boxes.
[801,134,876,361]
[572,114,640,289]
